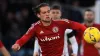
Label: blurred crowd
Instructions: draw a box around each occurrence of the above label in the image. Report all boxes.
[0,2,38,56]
[0,0,96,56]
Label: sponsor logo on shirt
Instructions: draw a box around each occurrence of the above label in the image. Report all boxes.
[40,34,60,41]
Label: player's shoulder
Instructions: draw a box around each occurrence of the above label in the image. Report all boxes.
[26,21,40,33]
[53,18,70,23]
[94,23,100,26]
[29,21,41,30]
[93,23,100,29]
[31,21,41,27]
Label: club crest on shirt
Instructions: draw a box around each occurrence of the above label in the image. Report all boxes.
[52,26,59,33]
[40,30,44,34]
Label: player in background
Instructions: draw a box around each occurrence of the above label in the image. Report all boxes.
[12,3,86,56]
[33,4,78,56]
[0,40,11,56]
[81,9,100,56]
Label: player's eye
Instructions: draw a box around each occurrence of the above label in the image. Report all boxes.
[56,12,59,14]
[52,12,55,14]
[42,12,46,14]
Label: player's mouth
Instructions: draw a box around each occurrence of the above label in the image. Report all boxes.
[46,17,50,19]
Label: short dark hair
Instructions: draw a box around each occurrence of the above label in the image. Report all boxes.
[85,9,94,13]
[33,3,49,15]
[51,5,61,10]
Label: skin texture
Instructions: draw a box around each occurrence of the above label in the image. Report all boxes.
[0,46,11,56]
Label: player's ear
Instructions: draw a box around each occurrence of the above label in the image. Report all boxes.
[37,13,40,18]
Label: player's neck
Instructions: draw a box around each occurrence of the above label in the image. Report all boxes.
[84,22,94,27]
[41,20,52,26]
[53,18,61,20]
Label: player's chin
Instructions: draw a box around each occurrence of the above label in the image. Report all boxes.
[44,19,51,22]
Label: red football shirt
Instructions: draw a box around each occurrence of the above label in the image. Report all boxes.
[83,23,100,56]
[0,41,3,48]
[16,20,86,56]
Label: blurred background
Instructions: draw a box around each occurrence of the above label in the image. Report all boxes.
[0,0,100,56]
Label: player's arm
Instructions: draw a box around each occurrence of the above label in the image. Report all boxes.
[12,24,36,51]
[33,38,40,56]
[0,41,11,56]
[62,19,86,32]
[66,29,78,56]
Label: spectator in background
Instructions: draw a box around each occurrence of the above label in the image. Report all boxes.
[32,0,40,6]
[70,0,83,23]
[2,11,26,56]
[62,0,83,23]
[1,5,35,56]
[2,11,19,50]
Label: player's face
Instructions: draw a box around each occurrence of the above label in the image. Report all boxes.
[37,6,51,22]
[50,9,61,20]
[84,11,95,23]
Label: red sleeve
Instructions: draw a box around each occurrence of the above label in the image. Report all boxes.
[69,20,86,32]
[68,20,86,44]
[63,19,86,33]
[15,24,36,47]
[0,41,4,48]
